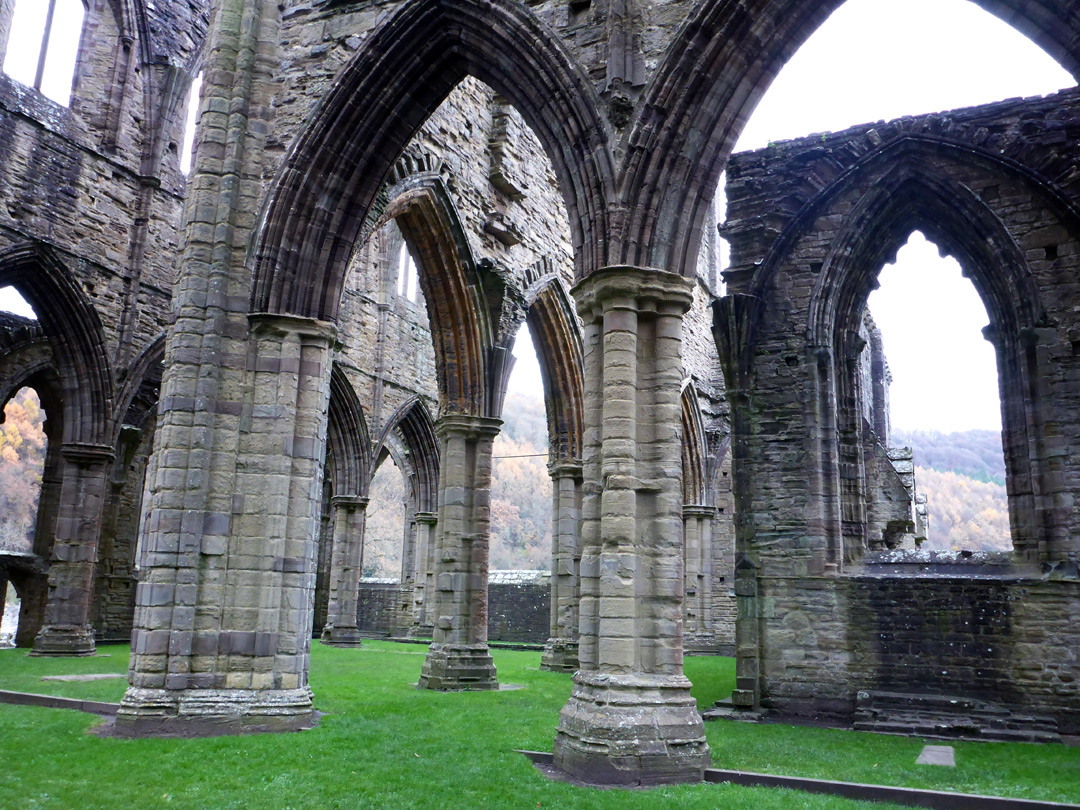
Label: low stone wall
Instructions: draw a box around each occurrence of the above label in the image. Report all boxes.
[356,572,552,643]
[753,552,1080,736]
[487,571,550,643]
[356,579,400,636]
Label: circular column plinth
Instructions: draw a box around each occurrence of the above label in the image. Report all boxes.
[31,625,96,656]
[417,642,498,691]
[114,687,316,737]
[553,671,709,786]
[320,625,365,647]
[540,638,579,673]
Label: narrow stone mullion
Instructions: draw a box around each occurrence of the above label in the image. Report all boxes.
[541,458,582,672]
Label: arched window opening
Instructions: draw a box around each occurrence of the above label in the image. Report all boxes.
[716,0,1075,321]
[364,457,406,579]
[865,231,1007,552]
[2,0,85,106]
[180,72,204,175]
[0,287,37,320]
[490,323,551,571]
[0,386,47,647]
[395,242,420,302]
[719,0,1073,560]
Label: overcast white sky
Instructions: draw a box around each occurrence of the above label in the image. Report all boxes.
[0,0,1073,432]
[511,0,1074,433]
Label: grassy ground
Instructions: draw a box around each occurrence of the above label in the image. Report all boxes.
[0,642,1076,810]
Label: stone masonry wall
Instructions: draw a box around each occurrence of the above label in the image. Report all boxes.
[720,87,1080,734]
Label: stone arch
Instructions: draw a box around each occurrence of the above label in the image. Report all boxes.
[621,0,1080,275]
[762,138,1058,560]
[0,337,63,647]
[0,244,113,447]
[381,177,495,417]
[375,397,439,515]
[680,382,708,507]
[111,333,165,444]
[250,0,614,322]
[0,336,55,418]
[523,265,584,462]
[326,364,372,500]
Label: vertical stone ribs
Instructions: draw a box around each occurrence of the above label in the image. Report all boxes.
[552,267,708,786]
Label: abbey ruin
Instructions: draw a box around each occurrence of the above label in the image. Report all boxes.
[0,0,1076,789]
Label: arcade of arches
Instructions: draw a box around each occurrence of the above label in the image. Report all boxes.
[0,0,1076,789]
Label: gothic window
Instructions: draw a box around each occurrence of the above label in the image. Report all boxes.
[2,0,85,106]
[396,243,419,302]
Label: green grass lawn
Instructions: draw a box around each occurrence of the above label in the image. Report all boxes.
[0,642,1076,810]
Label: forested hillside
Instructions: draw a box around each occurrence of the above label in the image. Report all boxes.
[488,391,551,569]
[0,388,45,552]
[892,428,1005,484]
[362,391,553,578]
[892,428,1010,550]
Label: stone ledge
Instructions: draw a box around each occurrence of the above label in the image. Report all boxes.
[0,689,119,716]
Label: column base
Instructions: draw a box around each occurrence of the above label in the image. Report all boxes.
[417,642,498,691]
[540,638,579,672]
[114,687,316,737]
[30,624,96,656]
[407,624,434,640]
[553,671,709,786]
[320,625,365,647]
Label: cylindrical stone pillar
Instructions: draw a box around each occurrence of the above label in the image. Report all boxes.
[409,511,438,636]
[32,442,115,656]
[321,495,368,647]
[391,500,418,637]
[553,266,708,786]
[541,458,582,672]
[417,414,500,690]
[682,504,715,652]
[117,314,334,736]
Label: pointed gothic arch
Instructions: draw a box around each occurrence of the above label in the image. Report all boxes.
[731,133,1077,563]
[523,269,584,462]
[621,0,1080,276]
[680,382,709,507]
[251,0,614,322]
[326,364,372,500]
[375,397,439,514]
[0,243,113,447]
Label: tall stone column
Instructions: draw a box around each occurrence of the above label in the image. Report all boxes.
[682,505,715,652]
[32,443,115,655]
[409,511,438,636]
[541,458,582,672]
[391,500,418,636]
[321,495,368,647]
[418,415,500,690]
[553,267,708,785]
[116,315,333,736]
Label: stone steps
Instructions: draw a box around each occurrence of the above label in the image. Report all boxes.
[853,690,1061,743]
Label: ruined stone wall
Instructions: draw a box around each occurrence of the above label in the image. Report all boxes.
[720,87,1080,734]
[357,574,552,644]
[93,419,156,640]
[0,1,207,650]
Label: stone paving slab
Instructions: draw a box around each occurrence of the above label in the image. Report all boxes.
[41,673,125,682]
[917,745,956,767]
